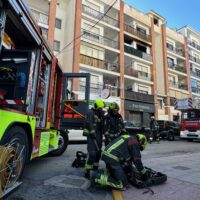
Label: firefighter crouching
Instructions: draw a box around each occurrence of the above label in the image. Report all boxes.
[83,99,105,178]
[104,102,126,146]
[94,134,149,190]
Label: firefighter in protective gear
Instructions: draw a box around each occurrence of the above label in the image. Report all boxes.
[94,134,148,189]
[83,99,105,178]
[104,102,126,146]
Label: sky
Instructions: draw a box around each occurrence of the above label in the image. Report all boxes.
[124,0,200,33]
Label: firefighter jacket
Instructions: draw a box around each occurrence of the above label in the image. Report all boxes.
[102,135,145,173]
[83,108,104,139]
[104,113,126,140]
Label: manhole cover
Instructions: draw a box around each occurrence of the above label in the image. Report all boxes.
[44,175,90,190]
[172,166,190,170]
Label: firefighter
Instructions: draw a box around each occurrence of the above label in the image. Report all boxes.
[104,102,126,146]
[149,116,159,142]
[94,134,149,190]
[83,99,105,178]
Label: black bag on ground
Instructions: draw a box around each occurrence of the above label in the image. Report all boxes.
[127,167,167,188]
[72,151,87,168]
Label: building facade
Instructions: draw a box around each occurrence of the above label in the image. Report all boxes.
[26,0,198,126]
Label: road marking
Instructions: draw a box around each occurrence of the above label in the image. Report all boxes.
[112,190,123,200]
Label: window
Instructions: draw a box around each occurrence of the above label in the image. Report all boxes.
[129,112,142,126]
[138,85,149,94]
[167,57,175,67]
[53,40,60,52]
[55,18,62,29]
[41,28,48,39]
[153,17,159,26]
[191,79,197,88]
[80,45,104,60]
[167,43,174,51]
[136,26,147,35]
[158,99,163,109]
[137,43,147,53]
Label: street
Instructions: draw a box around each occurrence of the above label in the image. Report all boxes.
[8,139,200,200]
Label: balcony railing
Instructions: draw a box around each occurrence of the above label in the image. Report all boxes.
[80,54,120,73]
[189,55,200,65]
[191,70,200,78]
[80,81,120,97]
[188,40,200,51]
[125,90,154,103]
[169,81,188,90]
[167,43,185,57]
[192,87,200,94]
[124,24,151,42]
[31,9,49,25]
[82,29,119,49]
[82,5,119,27]
[124,44,152,62]
[168,63,187,73]
[125,67,152,81]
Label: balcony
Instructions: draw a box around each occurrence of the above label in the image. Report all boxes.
[31,9,49,26]
[167,43,185,57]
[188,40,200,51]
[192,87,200,94]
[80,54,120,73]
[125,67,152,81]
[82,29,119,49]
[191,70,200,78]
[80,82,120,97]
[124,44,152,62]
[125,90,154,103]
[168,63,187,73]
[189,55,200,65]
[82,5,119,27]
[124,24,151,42]
[169,81,188,90]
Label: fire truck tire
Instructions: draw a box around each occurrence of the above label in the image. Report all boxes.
[0,126,29,179]
[48,130,69,156]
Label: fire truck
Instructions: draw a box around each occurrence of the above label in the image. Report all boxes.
[175,98,200,141]
[0,0,90,197]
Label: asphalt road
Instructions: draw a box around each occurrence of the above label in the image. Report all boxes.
[7,139,200,200]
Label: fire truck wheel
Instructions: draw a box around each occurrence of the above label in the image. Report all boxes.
[48,130,69,156]
[0,126,29,180]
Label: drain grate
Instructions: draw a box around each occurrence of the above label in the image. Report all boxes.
[172,166,190,170]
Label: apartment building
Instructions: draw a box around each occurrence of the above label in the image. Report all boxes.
[26,0,195,125]
[178,26,200,100]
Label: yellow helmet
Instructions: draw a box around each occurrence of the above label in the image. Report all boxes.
[94,99,105,109]
[137,134,148,151]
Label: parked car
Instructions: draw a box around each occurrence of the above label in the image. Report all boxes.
[157,120,181,141]
[124,121,151,140]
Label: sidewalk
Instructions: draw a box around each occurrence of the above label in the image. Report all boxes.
[123,152,200,200]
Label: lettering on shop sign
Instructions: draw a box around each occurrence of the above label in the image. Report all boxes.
[130,104,151,111]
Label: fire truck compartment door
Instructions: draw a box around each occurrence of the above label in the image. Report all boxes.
[60,73,90,130]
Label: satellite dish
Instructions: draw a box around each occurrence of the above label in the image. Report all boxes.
[100,89,110,99]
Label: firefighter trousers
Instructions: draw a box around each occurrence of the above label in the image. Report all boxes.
[85,136,102,171]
